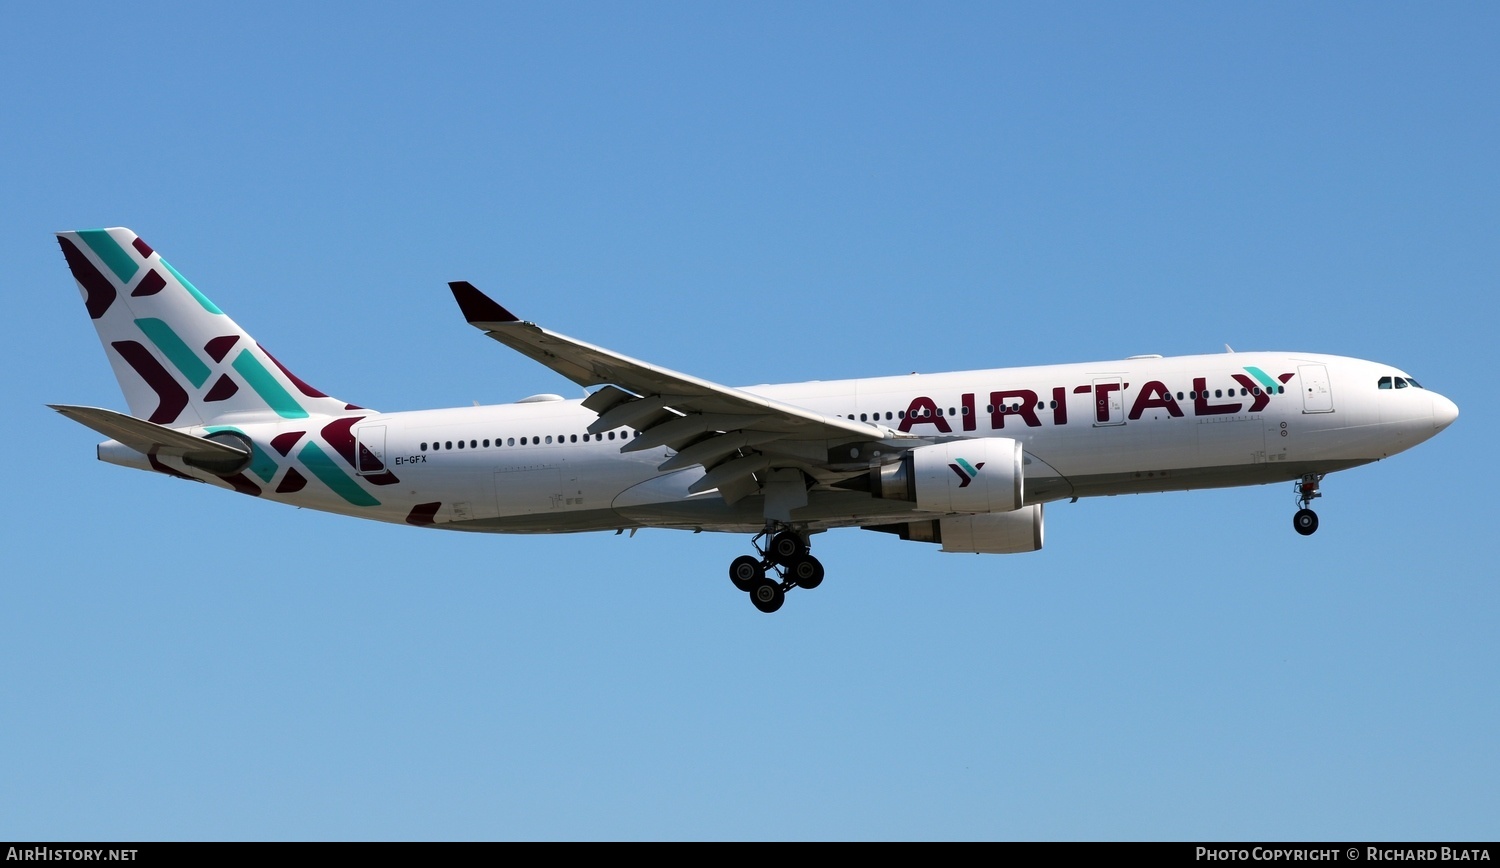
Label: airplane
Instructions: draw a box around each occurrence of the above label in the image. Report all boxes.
[52,227,1459,613]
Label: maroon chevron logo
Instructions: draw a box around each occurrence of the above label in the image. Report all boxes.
[949,459,985,487]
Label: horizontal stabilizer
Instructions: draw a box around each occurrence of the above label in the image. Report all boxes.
[50,404,249,468]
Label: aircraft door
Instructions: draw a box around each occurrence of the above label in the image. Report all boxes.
[1299,365,1334,413]
[356,425,387,475]
[1093,378,1125,426]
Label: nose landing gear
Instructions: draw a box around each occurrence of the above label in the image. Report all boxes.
[1292,473,1323,536]
[726,525,824,613]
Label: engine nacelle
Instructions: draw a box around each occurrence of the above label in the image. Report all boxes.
[868,437,1024,514]
[860,504,1044,554]
[940,505,1044,554]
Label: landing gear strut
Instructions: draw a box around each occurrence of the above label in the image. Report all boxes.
[727,525,824,613]
[1292,473,1323,536]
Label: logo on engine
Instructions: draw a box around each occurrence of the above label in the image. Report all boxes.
[949,458,985,488]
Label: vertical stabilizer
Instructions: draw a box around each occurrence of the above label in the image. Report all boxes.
[57,228,362,426]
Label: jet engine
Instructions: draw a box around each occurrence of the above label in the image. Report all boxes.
[866,437,1024,514]
[861,504,1045,554]
[937,506,1044,553]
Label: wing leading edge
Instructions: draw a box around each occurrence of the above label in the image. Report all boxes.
[448,282,916,505]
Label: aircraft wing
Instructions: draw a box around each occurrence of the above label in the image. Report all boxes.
[449,282,917,503]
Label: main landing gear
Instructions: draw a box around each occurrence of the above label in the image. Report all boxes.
[1293,473,1324,536]
[728,526,824,614]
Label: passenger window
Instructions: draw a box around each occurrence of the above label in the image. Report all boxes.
[571,434,577,443]
[421,442,428,451]
[507,437,515,446]
[457,440,465,449]
[445,441,452,450]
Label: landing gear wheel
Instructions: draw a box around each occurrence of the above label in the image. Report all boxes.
[729,555,763,592]
[768,530,808,567]
[749,577,785,613]
[788,555,824,590]
[1293,508,1319,536]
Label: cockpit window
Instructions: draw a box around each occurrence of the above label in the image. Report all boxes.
[1379,375,1426,391]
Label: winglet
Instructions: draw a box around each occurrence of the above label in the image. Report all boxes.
[449,281,520,324]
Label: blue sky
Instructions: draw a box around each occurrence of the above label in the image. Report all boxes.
[2,2,1494,841]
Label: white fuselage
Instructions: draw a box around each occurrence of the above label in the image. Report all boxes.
[114,351,1452,536]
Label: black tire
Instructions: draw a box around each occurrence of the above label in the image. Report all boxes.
[1293,508,1319,536]
[729,555,762,592]
[789,555,824,590]
[749,577,785,613]
[768,530,807,566]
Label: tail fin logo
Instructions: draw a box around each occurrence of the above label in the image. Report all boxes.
[58,227,361,426]
[949,458,985,488]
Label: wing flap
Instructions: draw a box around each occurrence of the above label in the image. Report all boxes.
[622,412,772,453]
[688,453,772,496]
[657,430,787,472]
[580,384,636,414]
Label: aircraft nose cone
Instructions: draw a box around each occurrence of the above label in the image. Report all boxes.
[1432,393,1459,432]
